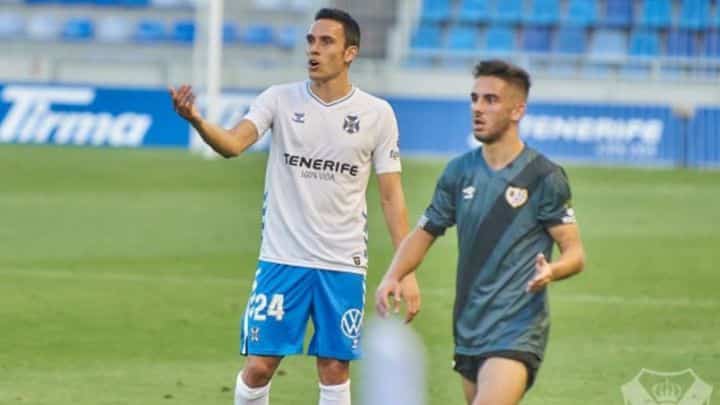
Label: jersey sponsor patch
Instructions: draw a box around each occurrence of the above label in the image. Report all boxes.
[505,186,529,208]
[340,308,363,339]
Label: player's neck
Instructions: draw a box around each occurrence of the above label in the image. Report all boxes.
[482,130,525,171]
[309,73,353,104]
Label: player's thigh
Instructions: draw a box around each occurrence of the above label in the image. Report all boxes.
[461,377,477,405]
[241,261,314,356]
[473,357,527,405]
[307,270,365,361]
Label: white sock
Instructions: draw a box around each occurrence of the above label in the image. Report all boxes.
[234,371,271,405]
[318,380,351,405]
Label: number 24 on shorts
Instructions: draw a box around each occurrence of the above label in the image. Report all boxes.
[248,293,285,321]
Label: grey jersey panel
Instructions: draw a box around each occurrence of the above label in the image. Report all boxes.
[421,146,573,359]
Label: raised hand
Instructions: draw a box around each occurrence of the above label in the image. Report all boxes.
[169,84,201,123]
[526,253,554,293]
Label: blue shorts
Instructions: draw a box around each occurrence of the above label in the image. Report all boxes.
[240,261,366,361]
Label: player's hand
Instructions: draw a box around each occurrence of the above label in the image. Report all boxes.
[526,253,554,293]
[169,84,202,123]
[399,273,421,323]
[375,276,402,318]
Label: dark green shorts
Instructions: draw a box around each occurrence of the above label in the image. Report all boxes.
[453,350,541,392]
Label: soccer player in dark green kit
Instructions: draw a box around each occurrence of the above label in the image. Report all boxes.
[375,59,586,405]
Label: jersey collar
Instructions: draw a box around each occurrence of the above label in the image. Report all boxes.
[306,81,357,107]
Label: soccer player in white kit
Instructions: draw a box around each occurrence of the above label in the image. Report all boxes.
[169,8,420,405]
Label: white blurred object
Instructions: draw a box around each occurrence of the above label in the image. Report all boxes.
[361,318,426,405]
[96,17,133,43]
[27,14,60,41]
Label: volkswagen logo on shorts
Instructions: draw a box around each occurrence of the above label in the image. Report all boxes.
[340,308,363,339]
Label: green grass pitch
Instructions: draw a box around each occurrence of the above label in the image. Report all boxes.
[1,145,718,404]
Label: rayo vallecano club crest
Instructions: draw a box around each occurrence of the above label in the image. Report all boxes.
[505,186,528,208]
[621,368,713,405]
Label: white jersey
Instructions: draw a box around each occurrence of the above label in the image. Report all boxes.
[244,81,402,274]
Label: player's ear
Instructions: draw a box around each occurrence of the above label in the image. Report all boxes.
[344,45,358,64]
[511,100,526,122]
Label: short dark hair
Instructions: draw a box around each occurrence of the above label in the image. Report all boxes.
[314,8,361,49]
[473,59,531,98]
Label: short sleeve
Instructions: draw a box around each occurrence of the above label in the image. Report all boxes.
[243,86,277,139]
[538,168,577,227]
[372,102,402,174]
[419,161,458,237]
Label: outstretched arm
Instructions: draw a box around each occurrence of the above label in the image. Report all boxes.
[527,223,585,293]
[376,172,422,322]
[375,227,435,321]
[169,85,259,158]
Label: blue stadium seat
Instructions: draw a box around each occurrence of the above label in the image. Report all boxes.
[242,24,274,46]
[61,17,94,41]
[133,19,166,43]
[702,31,720,58]
[420,0,452,22]
[172,19,194,43]
[96,16,133,43]
[223,22,240,44]
[522,26,551,52]
[447,25,478,49]
[119,0,150,6]
[640,0,672,29]
[93,0,122,5]
[589,29,627,58]
[274,25,300,49]
[563,0,597,27]
[26,14,60,41]
[0,12,24,39]
[666,29,697,56]
[554,26,587,53]
[679,0,710,30]
[603,0,634,28]
[411,23,443,49]
[457,0,490,23]
[492,0,524,24]
[483,25,515,52]
[525,0,560,26]
[629,29,661,56]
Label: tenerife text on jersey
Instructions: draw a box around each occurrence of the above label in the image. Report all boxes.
[283,153,360,178]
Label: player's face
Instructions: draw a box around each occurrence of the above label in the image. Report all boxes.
[470,76,526,144]
[305,20,357,82]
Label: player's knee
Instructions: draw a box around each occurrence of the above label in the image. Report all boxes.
[243,359,279,387]
[316,358,350,385]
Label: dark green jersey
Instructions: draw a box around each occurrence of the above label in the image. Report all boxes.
[420,146,575,359]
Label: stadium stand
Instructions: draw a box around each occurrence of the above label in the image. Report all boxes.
[1,0,718,81]
[404,0,720,79]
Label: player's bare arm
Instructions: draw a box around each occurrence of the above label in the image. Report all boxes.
[169,84,259,158]
[377,172,422,322]
[527,223,585,293]
[375,227,435,321]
